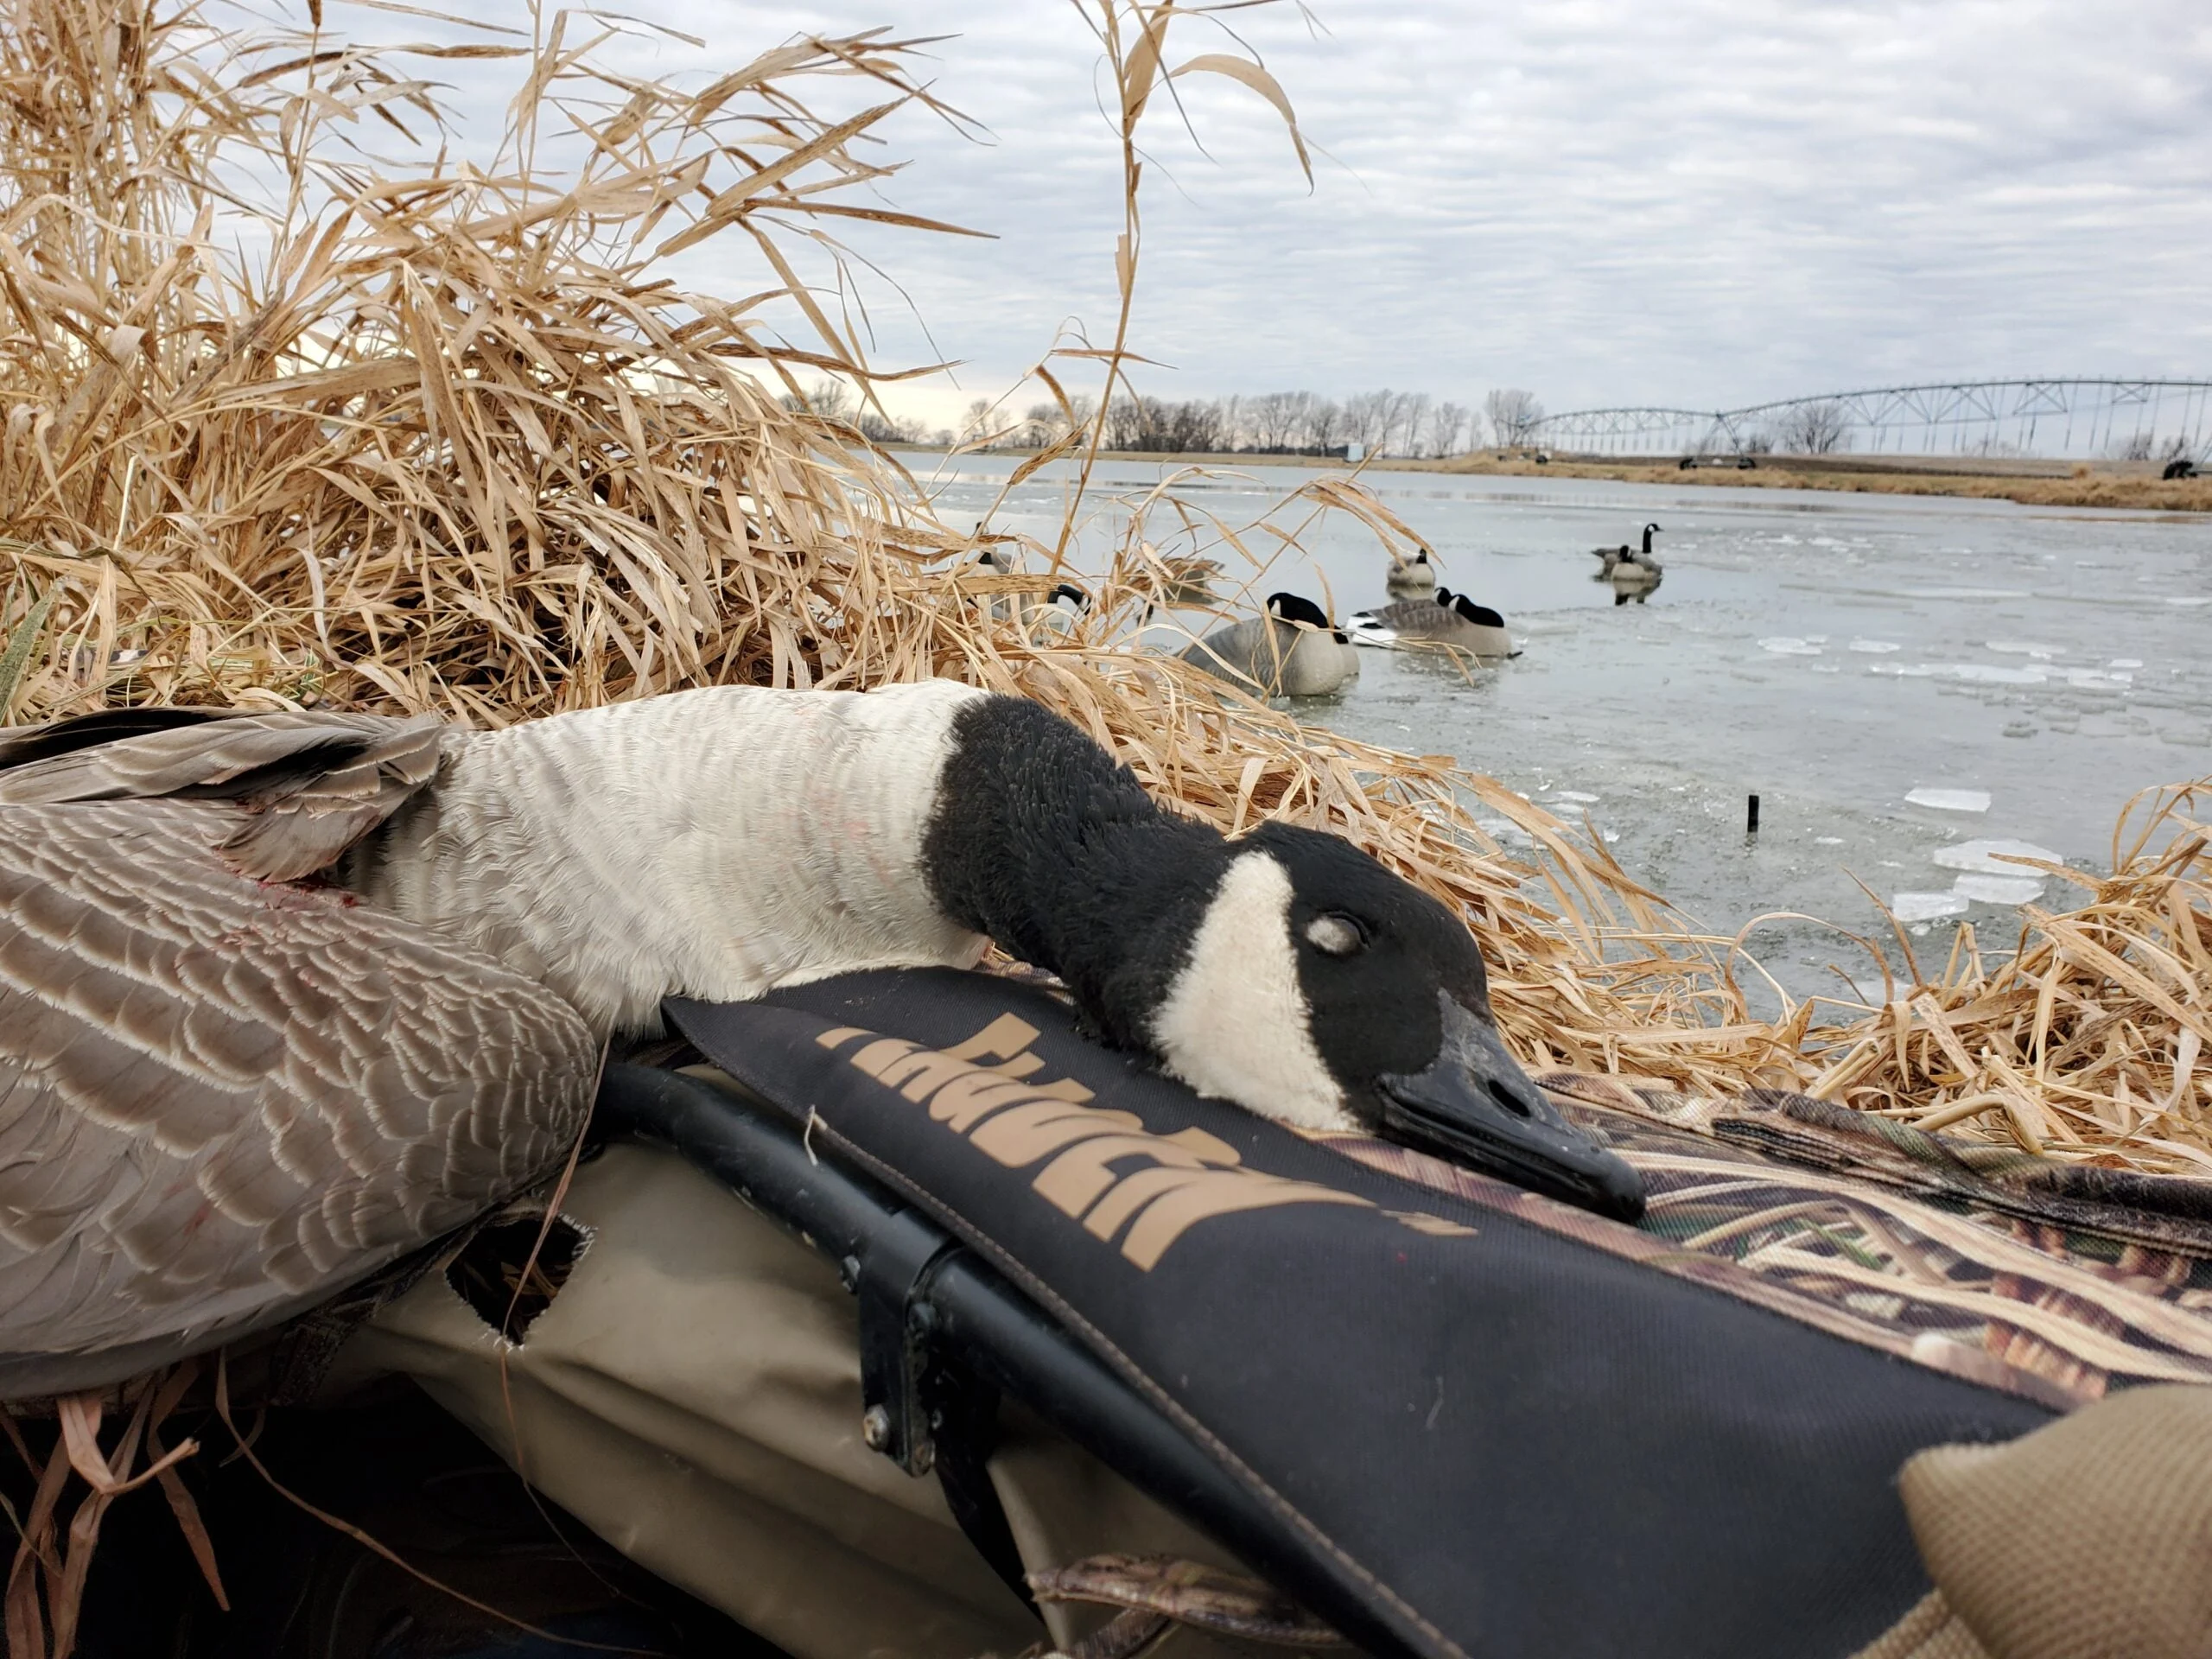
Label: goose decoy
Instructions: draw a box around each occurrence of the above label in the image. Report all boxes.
[1178,592,1362,697]
[1615,524,1662,575]
[1589,543,1630,576]
[1347,589,1516,659]
[0,685,1639,1395]
[1385,549,1439,596]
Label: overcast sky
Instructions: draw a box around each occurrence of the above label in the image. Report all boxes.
[416,1,2212,428]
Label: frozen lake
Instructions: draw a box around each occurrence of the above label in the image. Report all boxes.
[921,455,2212,1007]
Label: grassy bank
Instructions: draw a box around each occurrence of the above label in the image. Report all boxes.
[912,446,2212,512]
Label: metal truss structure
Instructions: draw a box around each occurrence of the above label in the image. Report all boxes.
[1524,379,2212,462]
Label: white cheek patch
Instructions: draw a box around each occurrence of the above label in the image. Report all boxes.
[1149,850,1353,1132]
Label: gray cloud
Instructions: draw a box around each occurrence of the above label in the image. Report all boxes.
[366,1,2212,417]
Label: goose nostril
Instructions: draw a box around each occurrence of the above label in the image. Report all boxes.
[1486,1077,1534,1119]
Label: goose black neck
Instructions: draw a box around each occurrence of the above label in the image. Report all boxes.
[921,696,1227,1046]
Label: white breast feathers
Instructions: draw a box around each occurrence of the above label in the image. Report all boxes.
[348,680,995,1035]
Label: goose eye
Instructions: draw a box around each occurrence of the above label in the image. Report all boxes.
[1304,913,1366,957]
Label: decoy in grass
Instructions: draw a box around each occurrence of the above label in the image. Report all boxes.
[1347,589,1517,659]
[1178,592,1362,697]
[0,684,1640,1395]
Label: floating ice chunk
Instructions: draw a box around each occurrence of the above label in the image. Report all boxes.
[1477,817,1533,844]
[1930,838,2063,875]
[1815,836,1846,846]
[2111,658,2144,669]
[1906,788,1992,813]
[1849,639,1902,653]
[1758,637,1823,655]
[1950,873,2046,906]
[2165,596,2212,607]
[1986,641,2057,658]
[1548,790,1601,804]
[1891,892,1971,923]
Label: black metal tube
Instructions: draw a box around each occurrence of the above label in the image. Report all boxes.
[596,1064,1414,1659]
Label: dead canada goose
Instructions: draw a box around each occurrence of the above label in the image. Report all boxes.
[0,685,1634,1395]
[1385,549,1439,595]
[1178,593,1361,697]
[1347,589,1516,658]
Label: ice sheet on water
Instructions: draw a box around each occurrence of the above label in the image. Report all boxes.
[1849,639,1902,653]
[1871,662,2131,689]
[1477,817,1532,843]
[1986,641,2058,658]
[1950,873,2046,906]
[1906,788,1992,813]
[1930,838,2063,875]
[1891,892,1970,923]
[1758,637,1822,655]
[2112,658,2145,669]
[1548,790,1602,803]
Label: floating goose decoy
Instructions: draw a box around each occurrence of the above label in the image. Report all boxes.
[0,685,1639,1394]
[1385,549,1439,596]
[1616,524,1662,574]
[1347,589,1517,659]
[1178,592,1362,697]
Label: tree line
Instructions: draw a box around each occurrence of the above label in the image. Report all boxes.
[785,382,1551,458]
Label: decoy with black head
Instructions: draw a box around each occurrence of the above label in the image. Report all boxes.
[1347,588,1517,658]
[1177,591,1361,697]
[0,682,1637,1395]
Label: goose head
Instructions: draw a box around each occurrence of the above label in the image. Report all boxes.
[1641,522,1662,554]
[1448,594,1506,628]
[1264,591,1351,645]
[1135,822,1644,1221]
[1264,591,1332,630]
[1049,582,1091,611]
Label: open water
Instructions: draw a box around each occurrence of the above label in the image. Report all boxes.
[920,456,2212,1009]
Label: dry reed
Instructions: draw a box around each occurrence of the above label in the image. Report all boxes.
[0,0,2205,1187]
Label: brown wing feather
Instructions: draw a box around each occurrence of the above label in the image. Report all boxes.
[0,709,453,881]
[0,799,596,1400]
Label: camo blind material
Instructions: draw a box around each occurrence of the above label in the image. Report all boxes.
[1326,1072,2212,1410]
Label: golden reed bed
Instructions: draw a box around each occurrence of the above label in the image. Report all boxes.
[0,0,2205,1182]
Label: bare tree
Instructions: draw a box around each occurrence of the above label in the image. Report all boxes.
[781,378,855,422]
[1484,388,1544,448]
[1422,401,1471,458]
[1775,399,1851,454]
[1307,399,1345,455]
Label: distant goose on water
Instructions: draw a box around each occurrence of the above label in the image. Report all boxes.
[1385,549,1439,596]
[0,684,1639,1395]
[1178,592,1362,697]
[1348,589,1517,659]
[1608,523,1663,585]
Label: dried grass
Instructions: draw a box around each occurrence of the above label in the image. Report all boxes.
[0,0,2205,1187]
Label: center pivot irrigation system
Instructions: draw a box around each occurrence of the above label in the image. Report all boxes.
[1522,379,2212,464]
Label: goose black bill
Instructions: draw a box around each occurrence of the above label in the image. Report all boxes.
[1376,995,1646,1224]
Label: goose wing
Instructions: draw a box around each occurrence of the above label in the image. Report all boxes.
[0,797,597,1399]
[0,709,450,881]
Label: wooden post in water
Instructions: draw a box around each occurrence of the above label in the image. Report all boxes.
[1746,794,1761,835]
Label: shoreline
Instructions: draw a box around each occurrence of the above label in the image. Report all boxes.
[895,445,2212,513]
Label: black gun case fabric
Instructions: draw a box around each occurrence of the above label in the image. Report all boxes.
[661,968,2060,1659]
